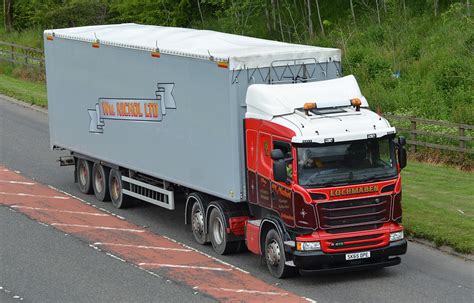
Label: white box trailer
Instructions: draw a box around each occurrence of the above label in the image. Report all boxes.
[44,23,341,207]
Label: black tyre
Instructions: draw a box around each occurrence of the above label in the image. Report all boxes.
[77,159,93,194]
[264,229,298,278]
[109,169,132,209]
[188,193,208,245]
[209,208,240,255]
[92,163,110,202]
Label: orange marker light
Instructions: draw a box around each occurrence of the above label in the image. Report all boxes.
[151,51,161,58]
[217,61,229,69]
[303,102,317,110]
[303,102,317,116]
[351,98,362,111]
[350,98,362,107]
[92,42,100,48]
[46,35,54,41]
[296,242,303,251]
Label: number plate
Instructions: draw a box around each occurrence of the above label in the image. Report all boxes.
[345,251,371,261]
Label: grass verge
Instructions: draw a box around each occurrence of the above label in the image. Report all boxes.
[0,73,47,107]
[402,161,474,254]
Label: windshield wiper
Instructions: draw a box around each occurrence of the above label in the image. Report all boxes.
[359,173,397,183]
[306,177,351,188]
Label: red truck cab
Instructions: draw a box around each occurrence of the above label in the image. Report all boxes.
[243,76,407,278]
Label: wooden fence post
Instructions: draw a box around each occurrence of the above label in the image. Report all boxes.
[410,117,417,153]
[10,45,15,64]
[459,127,466,150]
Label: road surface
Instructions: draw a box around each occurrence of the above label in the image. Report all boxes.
[1,97,473,302]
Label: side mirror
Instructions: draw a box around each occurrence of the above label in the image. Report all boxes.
[394,136,407,169]
[271,149,284,160]
[398,136,406,147]
[398,147,407,169]
[273,160,287,183]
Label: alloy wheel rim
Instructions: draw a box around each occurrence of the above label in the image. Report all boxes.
[192,207,204,237]
[266,239,281,266]
[95,169,103,193]
[79,163,87,186]
[213,216,224,245]
[111,176,120,200]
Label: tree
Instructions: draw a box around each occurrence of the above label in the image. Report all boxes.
[306,0,313,39]
[375,0,381,25]
[350,0,356,25]
[196,0,204,26]
[4,0,13,32]
[314,0,324,36]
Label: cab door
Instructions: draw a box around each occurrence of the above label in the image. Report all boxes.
[270,140,295,227]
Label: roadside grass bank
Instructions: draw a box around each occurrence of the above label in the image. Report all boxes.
[0,73,47,107]
[402,161,474,254]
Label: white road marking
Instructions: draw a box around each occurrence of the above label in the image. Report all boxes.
[0,180,36,185]
[162,235,249,274]
[0,192,69,199]
[94,242,192,252]
[47,185,126,220]
[138,263,232,271]
[105,252,127,263]
[11,205,110,216]
[0,285,24,301]
[50,223,145,233]
[193,286,288,296]
[138,267,164,279]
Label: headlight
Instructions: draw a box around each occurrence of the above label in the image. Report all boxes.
[390,231,404,242]
[296,241,321,251]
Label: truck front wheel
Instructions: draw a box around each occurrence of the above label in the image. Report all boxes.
[92,163,110,202]
[264,229,298,278]
[109,169,132,209]
[77,159,93,194]
[209,208,240,255]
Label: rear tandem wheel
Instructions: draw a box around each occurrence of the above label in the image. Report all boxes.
[109,168,133,209]
[77,158,93,194]
[92,163,110,202]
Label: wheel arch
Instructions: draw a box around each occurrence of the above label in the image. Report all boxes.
[184,192,211,225]
[259,216,288,256]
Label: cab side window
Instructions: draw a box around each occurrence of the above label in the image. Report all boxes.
[273,141,292,181]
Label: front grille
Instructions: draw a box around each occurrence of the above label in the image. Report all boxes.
[317,196,390,231]
[326,233,385,250]
[325,224,382,234]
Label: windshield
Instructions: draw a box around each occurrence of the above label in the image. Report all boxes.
[297,137,397,188]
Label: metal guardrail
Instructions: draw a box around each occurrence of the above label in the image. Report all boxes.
[384,114,474,154]
[0,41,44,69]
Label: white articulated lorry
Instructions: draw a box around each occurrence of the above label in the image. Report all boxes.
[45,23,407,278]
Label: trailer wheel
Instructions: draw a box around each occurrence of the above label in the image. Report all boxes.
[209,208,240,255]
[189,194,208,245]
[264,229,298,278]
[77,159,93,194]
[92,163,110,202]
[109,169,132,209]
